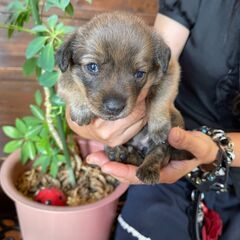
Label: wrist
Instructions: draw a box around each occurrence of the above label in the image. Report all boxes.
[186,126,235,193]
[199,136,221,170]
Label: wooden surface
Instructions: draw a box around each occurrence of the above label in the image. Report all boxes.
[0,0,158,157]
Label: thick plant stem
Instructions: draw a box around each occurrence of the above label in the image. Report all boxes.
[56,115,76,186]
[44,87,63,150]
[44,88,76,186]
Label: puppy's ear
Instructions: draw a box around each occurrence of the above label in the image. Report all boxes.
[56,34,75,72]
[152,33,171,73]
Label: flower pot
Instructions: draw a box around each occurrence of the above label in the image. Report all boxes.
[0,150,128,240]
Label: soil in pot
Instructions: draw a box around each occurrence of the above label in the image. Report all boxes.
[15,140,119,207]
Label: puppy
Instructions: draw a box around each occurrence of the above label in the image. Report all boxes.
[56,12,190,184]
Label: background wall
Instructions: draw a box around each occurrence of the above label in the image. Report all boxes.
[0,0,158,157]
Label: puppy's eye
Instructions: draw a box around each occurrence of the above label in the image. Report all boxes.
[86,63,99,74]
[134,70,146,79]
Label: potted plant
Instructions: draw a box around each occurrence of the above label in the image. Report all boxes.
[0,1,128,239]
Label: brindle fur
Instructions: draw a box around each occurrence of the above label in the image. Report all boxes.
[56,12,192,184]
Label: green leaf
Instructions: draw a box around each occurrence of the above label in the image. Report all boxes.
[39,126,49,138]
[57,154,65,163]
[20,145,30,164]
[23,58,37,76]
[8,27,15,39]
[55,22,64,33]
[3,140,23,153]
[32,25,49,33]
[30,105,45,121]
[7,1,24,11]
[65,3,74,16]
[24,141,36,160]
[22,116,41,126]
[47,15,58,29]
[15,118,27,133]
[37,43,55,71]
[7,12,19,38]
[55,23,75,35]
[16,11,28,27]
[33,155,50,173]
[35,138,49,155]
[38,71,59,87]
[25,36,48,59]
[51,94,65,106]
[2,126,22,138]
[85,0,92,4]
[44,0,55,11]
[45,0,70,11]
[63,26,75,34]
[59,0,70,10]
[25,125,43,138]
[35,66,42,77]
[35,90,42,106]
[50,158,59,178]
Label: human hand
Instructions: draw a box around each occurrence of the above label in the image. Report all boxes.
[66,88,148,147]
[86,127,219,184]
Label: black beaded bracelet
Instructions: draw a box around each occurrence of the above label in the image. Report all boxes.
[186,126,235,193]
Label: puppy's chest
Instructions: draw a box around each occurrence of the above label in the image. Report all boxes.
[127,125,155,157]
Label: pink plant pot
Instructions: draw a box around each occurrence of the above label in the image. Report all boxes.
[0,141,128,240]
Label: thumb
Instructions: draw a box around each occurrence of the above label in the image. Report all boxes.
[160,159,199,183]
[168,127,209,160]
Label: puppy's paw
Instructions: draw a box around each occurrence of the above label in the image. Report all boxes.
[70,106,94,126]
[136,165,160,184]
[104,145,129,163]
[149,121,171,145]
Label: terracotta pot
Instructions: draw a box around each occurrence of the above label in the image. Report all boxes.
[0,145,128,240]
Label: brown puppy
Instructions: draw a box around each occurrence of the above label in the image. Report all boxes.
[56,12,189,184]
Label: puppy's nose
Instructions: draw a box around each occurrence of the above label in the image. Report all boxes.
[103,97,126,115]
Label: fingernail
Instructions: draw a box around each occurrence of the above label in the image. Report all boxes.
[101,166,112,174]
[86,156,96,164]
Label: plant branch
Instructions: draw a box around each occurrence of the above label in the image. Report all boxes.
[0,23,36,35]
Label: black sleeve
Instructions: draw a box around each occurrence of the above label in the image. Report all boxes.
[159,0,201,30]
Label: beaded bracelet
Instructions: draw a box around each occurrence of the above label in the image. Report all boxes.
[186,126,235,193]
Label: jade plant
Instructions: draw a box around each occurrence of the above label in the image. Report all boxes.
[1,0,116,206]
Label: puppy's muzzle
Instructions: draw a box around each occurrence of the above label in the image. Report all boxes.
[102,96,126,116]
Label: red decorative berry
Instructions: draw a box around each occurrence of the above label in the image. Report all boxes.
[34,187,67,206]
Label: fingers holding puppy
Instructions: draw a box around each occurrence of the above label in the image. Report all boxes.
[86,151,198,185]
[66,98,147,147]
[85,127,219,185]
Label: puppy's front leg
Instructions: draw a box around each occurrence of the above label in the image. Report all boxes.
[136,144,170,184]
[58,71,96,126]
[148,59,181,144]
[70,103,95,126]
[58,81,95,126]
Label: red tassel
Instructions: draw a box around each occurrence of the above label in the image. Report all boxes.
[201,203,223,240]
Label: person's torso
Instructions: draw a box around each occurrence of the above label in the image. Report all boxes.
[177,0,240,131]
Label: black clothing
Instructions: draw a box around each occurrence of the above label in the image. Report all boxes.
[160,0,240,131]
